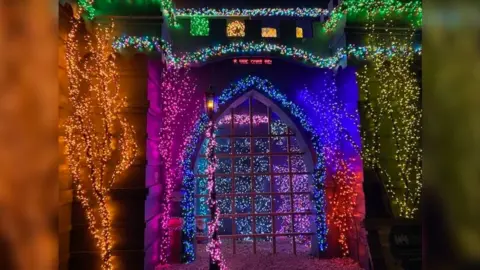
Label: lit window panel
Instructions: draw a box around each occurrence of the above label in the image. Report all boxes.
[227,20,245,37]
[261,27,277,38]
[296,27,303,38]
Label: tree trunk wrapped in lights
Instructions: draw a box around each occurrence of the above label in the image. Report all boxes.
[65,16,137,270]
[205,120,226,270]
[158,67,201,265]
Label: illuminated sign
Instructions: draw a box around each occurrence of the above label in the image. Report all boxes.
[233,58,273,65]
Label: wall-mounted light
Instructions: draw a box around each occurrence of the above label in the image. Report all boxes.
[205,86,216,118]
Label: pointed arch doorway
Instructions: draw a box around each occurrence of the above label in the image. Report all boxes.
[193,90,317,256]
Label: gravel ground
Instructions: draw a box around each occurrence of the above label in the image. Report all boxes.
[164,237,363,270]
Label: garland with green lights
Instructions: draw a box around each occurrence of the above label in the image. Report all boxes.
[175,42,343,68]
[77,0,95,20]
[111,35,175,62]
[112,36,421,68]
[324,0,422,32]
[175,8,329,17]
[75,0,421,33]
[161,0,178,27]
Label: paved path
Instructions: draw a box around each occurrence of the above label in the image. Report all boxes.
[166,237,363,270]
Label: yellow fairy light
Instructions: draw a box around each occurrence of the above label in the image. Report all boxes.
[65,16,137,270]
[296,27,303,38]
[261,27,277,38]
[227,20,245,37]
[357,9,422,219]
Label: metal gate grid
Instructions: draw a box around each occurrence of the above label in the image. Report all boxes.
[194,96,314,255]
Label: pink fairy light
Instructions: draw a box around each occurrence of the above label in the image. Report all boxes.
[205,121,228,269]
[158,67,199,265]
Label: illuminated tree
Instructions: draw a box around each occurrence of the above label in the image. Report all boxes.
[158,66,202,265]
[65,18,137,270]
[299,77,361,257]
[357,4,422,219]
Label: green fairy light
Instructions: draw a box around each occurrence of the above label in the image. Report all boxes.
[161,0,178,27]
[74,0,421,29]
[324,0,422,32]
[175,7,329,18]
[78,0,96,20]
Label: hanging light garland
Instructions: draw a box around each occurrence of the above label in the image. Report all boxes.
[111,35,175,63]
[324,0,422,33]
[75,0,421,34]
[161,0,178,27]
[77,0,95,20]
[112,38,340,68]
[111,36,421,69]
[175,8,330,18]
[112,35,163,51]
[65,10,137,270]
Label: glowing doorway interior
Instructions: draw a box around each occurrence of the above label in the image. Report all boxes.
[194,92,315,255]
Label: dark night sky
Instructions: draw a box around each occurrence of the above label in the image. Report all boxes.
[174,0,331,9]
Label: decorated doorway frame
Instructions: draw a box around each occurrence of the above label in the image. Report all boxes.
[180,76,328,263]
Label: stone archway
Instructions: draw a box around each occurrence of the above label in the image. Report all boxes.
[181,76,330,264]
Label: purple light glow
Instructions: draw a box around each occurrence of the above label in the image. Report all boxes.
[296,67,366,260]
